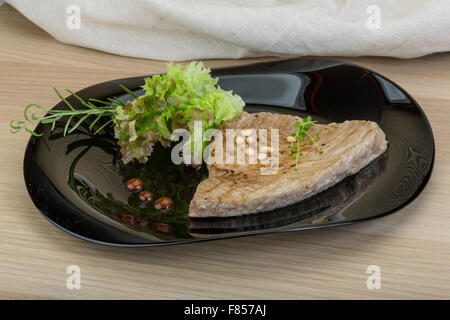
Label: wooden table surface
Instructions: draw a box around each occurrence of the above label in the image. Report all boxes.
[1,4,449,299]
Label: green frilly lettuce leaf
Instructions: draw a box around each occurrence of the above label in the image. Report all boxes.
[113,61,244,164]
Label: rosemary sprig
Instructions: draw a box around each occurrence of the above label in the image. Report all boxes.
[10,87,117,137]
[288,116,323,171]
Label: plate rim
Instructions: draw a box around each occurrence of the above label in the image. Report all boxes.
[23,58,436,247]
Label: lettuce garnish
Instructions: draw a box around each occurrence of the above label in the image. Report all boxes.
[11,61,244,165]
[113,61,245,163]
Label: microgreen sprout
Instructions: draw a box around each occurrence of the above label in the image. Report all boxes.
[287,116,323,171]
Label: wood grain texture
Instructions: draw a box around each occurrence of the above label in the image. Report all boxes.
[0,4,449,299]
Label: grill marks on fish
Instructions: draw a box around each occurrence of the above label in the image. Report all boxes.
[189,112,388,218]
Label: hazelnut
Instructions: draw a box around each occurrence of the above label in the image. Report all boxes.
[138,190,154,202]
[154,197,174,210]
[125,178,144,192]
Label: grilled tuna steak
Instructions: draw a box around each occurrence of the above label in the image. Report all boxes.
[189,152,387,234]
[189,112,388,218]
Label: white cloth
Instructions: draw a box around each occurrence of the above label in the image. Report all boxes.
[6,0,450,61]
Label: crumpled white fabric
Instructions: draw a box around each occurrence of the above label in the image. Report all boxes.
[6,0,450,61]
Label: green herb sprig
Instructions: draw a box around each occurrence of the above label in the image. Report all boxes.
[288,116,323,171]
[10,87,120,137]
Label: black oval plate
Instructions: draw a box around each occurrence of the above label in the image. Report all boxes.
[23,59,435,246]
